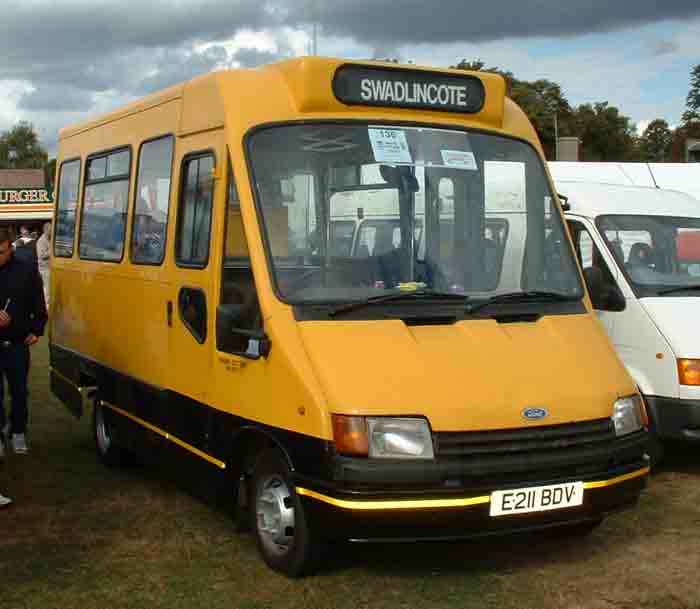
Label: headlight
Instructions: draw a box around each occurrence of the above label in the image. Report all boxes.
[612,395,645,437]
[331,415,434,459]
[367,417,434,459]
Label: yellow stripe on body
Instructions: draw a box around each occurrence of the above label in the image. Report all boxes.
[49,366,91,395]
[101,401,227,470]
[582,466,650,489]
[297,466,650,511]
[296,487,491,510]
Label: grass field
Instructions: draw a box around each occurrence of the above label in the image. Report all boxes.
[2,341,700,609]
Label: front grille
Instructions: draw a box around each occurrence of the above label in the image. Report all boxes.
[434,418,642,484]
[436,419,614,458]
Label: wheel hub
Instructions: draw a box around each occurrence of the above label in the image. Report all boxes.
[256,475,295,554]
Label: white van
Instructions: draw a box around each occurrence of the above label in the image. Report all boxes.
[559,180,700,460]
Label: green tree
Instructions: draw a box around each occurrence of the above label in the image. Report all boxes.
[511,79,573,159]
[668,123,700,161]
[639,119,673,161]
[44,158,57,193]
[452,59,517,95]
[681,64,700,126]
[571,102,637,161]
[452,60,571,158]
[0,121,48,169]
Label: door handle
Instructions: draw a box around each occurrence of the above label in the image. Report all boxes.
[167,300,173,327]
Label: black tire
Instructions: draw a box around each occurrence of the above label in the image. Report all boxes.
[641,391,665,469]
[249,449,322,577]
[646,426,665,469]
[92,399,129,467]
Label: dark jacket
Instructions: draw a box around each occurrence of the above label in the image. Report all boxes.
[13,238,38,266]
[0,255,48,341]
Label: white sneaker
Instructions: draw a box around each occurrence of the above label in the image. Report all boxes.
[11,434,28,455]
[0,493,12,508]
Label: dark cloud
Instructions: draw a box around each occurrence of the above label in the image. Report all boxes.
[2,0,698,151]
[0,1,275,67]
[295,0,700,46]
[3,2,697,101]
[136,45,231,95]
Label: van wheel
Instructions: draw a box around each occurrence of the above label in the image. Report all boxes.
[93,399,128,467]
[250,449,321,577]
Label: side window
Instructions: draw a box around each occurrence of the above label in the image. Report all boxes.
[179,287,207,343]
[79,148,131,261]
[176,154,214,267]
[218,159,263,355]
[54,159,81,257]
[131,136,174,265]
[568,220,623,311]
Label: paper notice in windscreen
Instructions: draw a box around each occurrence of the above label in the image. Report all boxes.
[441,149,477,170]
[368,128,413,164]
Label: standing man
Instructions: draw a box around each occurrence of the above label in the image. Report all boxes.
[0,228,47,455]
[36,222,51,307]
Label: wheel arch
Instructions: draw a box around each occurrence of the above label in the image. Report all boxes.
[229,425,295,479]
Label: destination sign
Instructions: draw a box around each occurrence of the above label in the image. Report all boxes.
[0,189,53,204]
[333,65,485,114]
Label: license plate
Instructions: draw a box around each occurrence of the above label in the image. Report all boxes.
[489,482,584,517]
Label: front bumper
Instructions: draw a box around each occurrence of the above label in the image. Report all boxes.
[644,396,700,441]
[294,460,649,542]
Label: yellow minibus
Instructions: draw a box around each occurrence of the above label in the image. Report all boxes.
[50,57,650,576]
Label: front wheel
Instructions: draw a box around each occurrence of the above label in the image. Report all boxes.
[93,399,129,467]
[250,449,322,577]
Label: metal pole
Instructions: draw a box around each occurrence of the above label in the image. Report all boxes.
[312,0,318,55]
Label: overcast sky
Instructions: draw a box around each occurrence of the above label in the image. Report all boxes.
[1,0,699,156]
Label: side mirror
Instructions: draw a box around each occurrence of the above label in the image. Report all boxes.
[583,267,625,312]
[557,193,571,212]
[605,283,626,312]
[216,304,271,359]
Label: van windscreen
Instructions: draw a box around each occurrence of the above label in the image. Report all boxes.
[247,123,583,307]
[597,214,700,296]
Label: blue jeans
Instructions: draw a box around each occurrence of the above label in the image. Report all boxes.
[0,342,30,435]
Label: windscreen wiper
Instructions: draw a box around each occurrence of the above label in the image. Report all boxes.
[656,284,700,296]
[328,290,469,317]
[464,290,578,315]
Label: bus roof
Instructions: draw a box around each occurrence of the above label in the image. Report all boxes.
[59,57,538,145]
